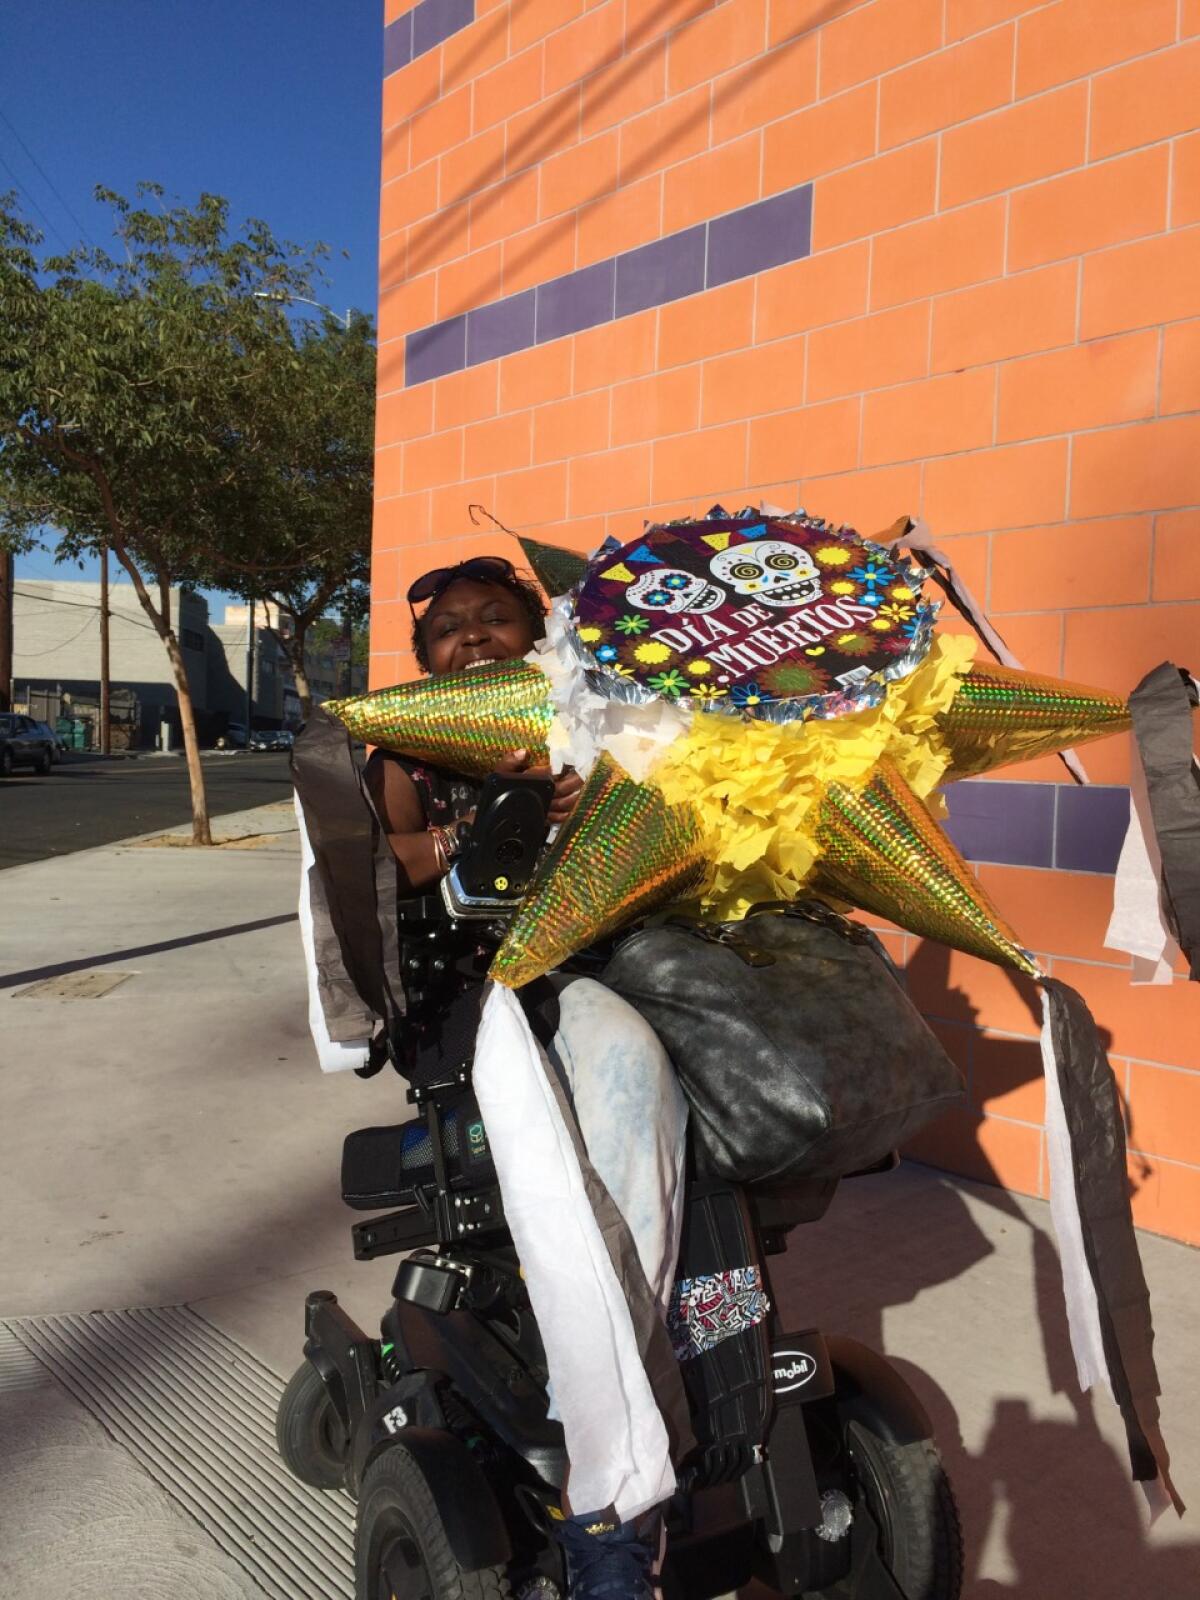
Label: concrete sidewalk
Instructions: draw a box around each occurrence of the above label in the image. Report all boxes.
[1,806,1197,1597]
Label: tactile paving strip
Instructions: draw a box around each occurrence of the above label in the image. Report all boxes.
[5,1305,354,1600]
[0,1321,55,1393]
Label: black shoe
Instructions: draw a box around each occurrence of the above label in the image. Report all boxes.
[549,1507,658,1600]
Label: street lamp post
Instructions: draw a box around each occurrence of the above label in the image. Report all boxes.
[252,291,352,329]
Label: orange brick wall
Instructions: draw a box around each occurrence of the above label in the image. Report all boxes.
[373,0,1200,1243]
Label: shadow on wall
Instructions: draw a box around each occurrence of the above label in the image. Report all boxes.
[389,0,857,309]
[896,1229,1198,1600]
[902,936,1157,1230]
[763,940,1195,1596]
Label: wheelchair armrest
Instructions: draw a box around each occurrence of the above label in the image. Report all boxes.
[442,772,553,920]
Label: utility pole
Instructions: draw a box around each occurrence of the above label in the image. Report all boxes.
[245,597,255,737]
[99,545,111,754]
[0,548,12,713]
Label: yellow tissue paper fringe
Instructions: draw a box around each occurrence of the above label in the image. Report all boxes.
[652,633,977,922]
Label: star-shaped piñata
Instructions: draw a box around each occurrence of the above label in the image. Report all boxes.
[327,506,1188,1508]
[329,510,1130,989]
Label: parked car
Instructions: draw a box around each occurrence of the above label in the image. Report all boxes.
[32,720,67,760]
[249,729,295,752]
[214,722,249,751]
[0,713,56,776]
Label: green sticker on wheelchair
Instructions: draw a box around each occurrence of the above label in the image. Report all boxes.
[466,1120,488,1161]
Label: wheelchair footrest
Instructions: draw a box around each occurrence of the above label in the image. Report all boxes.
[351,1184,507,1260]
[353,1206,439,1260]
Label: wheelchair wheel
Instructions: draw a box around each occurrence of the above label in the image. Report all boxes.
[355,1446,513,1600]
[275,1361,349,1491]
[834,1425,962,1600]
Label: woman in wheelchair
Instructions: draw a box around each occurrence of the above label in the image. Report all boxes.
[291,551,966,1600]
[364,556,691,1598]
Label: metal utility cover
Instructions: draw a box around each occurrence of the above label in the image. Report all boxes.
[4,1307,354,1599]
[14,970,135,1000]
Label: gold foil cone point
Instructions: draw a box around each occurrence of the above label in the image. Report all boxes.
[490,754,710,988]
[937,662,1130,780]
[812,759,1039,977]
[326,658,553,778]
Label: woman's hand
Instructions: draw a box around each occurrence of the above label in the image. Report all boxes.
[547,767,584,826]
[493,749,585,827]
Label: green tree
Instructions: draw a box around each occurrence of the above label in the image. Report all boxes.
[0,185,340,841]
[221,314,374,718]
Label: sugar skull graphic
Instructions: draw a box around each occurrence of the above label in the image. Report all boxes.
[627,567,724,615]
[709,541,822,608]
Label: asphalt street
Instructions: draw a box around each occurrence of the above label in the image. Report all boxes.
[0,752,294,869]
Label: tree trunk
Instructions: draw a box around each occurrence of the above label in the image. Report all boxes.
[269,595,333,723]
[276,617,313,720]
[0,548,13,713]
[163,625,213,846]
[110,542,213,846]
[291,649,313,720]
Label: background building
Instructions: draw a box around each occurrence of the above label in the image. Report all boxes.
[218,602,368,720]
[372,0,1200,1243]
[11,577,209,748]
[9,582,365,745]
[209,601,291,728]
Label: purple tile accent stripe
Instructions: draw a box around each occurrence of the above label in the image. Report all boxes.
[615,226,706,317]
[536,259,616,343]
[707,186,814,289]
[405,313,466,387]
[384,10,413,74]
[1054,783,1130,873]
[467,290,535,365]
[384,0,475,77]
[943,780,1131,874]
[403,181,814,386]
[414,0,474,56]
[944,780,1056,869]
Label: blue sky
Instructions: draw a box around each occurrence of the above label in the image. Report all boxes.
[3,0,382,619]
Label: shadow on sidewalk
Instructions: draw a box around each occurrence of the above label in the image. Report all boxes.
[768,939,1196,1596]
[0,913,299,990]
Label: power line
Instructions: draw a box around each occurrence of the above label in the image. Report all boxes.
[17,610,97,657]
[0,148,69,250]
[13,585,159,633]
[0,106,93,245]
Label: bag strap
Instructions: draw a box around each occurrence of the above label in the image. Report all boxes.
[745,897,904,982]
[292,708,404,1044]
[747,896,871,942]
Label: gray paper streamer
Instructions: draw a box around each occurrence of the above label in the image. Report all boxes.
[1128,664,1200,981]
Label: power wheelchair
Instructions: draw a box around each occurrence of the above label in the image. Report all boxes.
[278,774,963,1600]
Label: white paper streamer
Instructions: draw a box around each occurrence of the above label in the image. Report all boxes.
[474,982,676,1521]
[294,794,371,1074]
[528,598,689,784]
[1039,991,1110,1395]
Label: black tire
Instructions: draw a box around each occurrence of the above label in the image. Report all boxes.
[0,746,12,777]
[275,1361,349,1491]
[35,749,51,774]
[355,1445,512,1600]
[838,1425,962,1600]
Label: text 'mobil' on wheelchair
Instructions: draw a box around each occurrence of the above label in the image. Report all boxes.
[277,773,964,1600]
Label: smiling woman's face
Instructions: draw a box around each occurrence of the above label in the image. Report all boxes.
[420,578,537,677]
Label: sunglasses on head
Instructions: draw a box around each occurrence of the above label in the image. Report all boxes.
[406,555,517,608]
